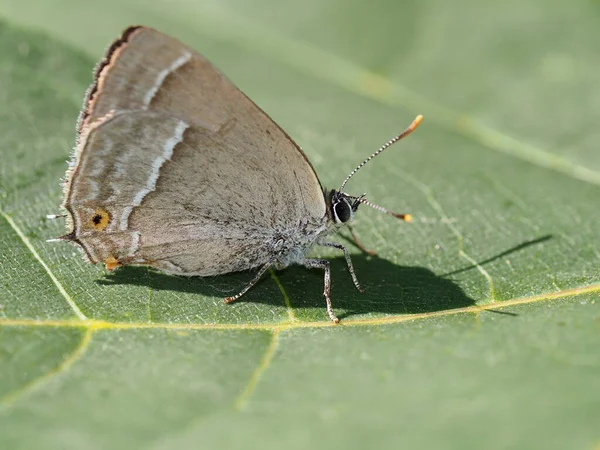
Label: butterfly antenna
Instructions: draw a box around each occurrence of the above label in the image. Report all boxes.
[339,114,423,192]
[358,197,412,222]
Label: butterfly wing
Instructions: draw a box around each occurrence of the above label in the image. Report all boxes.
[62,26,327,275]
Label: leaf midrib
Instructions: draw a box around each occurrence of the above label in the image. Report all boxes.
[1,281,599,331]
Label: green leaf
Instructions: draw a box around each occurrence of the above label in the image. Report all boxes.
[0,1,599,449]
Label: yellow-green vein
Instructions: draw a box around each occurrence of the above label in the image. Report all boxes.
[0,283,598,332]
[233,329,281,410]
[0,327,94,407]
[398,169,496,301]
[0,209,87,321]
[270,270,296,322]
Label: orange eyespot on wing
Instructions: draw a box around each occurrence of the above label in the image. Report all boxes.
[90,208,111,231]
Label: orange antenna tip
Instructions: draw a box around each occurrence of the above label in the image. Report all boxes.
[391,212,413,222]
[404,115,423,136]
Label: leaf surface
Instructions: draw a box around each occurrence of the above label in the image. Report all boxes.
[0,2,599,449]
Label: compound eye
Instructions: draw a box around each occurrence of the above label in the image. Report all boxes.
[333,198,353,223]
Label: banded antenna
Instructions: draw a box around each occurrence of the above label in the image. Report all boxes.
[339,114,423,193]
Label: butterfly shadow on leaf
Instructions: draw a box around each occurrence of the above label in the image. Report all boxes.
[96,234,551,320]
[96,253,475,320]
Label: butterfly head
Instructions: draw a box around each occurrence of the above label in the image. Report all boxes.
[329,190,362,224]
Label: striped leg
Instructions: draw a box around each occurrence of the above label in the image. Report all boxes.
[319,242,364,293]
[304,258,339,323]
[348,225,376,256]
[224,260,273,304]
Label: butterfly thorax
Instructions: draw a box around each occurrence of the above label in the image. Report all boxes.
[272,188,359,269]
[271,213,332,269]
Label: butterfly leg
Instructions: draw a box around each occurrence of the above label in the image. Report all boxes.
[319,242,364,294]
[304,258,339,323]
[347,225,376,256]
[224,260,273,304]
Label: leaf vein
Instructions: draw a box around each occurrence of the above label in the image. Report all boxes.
[232,329,281,410]
[0,327,94,407]
[269,270,296,323]
[0,209,87,320]
[0,283,597,331]
[398,170,496,299]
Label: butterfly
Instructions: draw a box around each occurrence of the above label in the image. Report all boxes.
[50,26,422,322]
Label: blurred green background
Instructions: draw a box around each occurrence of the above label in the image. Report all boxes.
[0,1,599,449]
